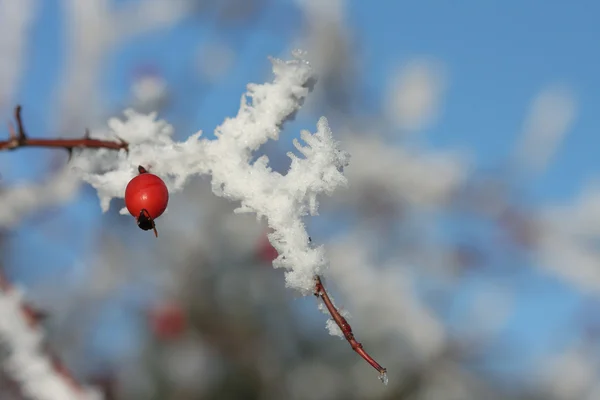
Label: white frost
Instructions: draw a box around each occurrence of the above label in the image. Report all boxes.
[0,169,80,228]
[71,53,348,294]
[0,54,351,397]
[0,285,101,400]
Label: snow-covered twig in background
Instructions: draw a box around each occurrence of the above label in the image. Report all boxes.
[533,186,600,294]
[514,85,576,174]
[385,58,446,133]
[327,236,446,361]
[0,0,37,110]
[0,168,79,229]
[0,273,101,400]
[340,134,465,209]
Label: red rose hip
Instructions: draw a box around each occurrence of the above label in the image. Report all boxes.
[125,165,169,237]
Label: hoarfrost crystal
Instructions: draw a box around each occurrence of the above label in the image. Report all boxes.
[74,53,348,294]
[0,54,356,397]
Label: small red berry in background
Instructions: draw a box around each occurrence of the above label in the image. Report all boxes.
[257,233,278,263]
[149,302,186,341]
[125,165,169,237]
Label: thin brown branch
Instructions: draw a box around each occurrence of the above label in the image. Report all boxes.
[314,275,388,384]
[1,105,128,152]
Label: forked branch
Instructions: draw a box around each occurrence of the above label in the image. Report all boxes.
[0,105,128,153]
[314,275,388,384]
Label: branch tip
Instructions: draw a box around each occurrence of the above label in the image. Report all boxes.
[0,270,88,393]
[314,275,387,378]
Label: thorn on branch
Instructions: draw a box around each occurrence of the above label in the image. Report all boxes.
[314,275,388,384]
[114,135,129,153]
[13,105,27,142]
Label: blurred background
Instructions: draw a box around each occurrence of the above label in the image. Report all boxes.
[1,0,600,399]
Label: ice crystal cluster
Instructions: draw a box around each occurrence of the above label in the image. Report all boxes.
[0,53,352,399]
[70,52,348,294]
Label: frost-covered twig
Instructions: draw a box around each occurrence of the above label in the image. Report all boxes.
[4,53,385,382]
[57,0,192,131]
[0,0,37,109]
[1,106,128,153]
[0,168,80,228]
[314,276,387,383]
[0,273,101,400]
[78,53,386,379]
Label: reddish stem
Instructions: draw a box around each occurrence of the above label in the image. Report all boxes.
[314,276,387,380]
[138,208,159,237]
[0,106,128,152]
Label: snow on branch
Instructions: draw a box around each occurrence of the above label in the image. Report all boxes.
[534,186,600,293]
[341,134,464,208]
[57,0,192,132]
[0,169,79,228]
[3,52,385,381]
[75,52,346,294]
[0,106,128,153]
[0,275,101,400]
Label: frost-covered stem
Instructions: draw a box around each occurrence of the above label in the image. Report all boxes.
[1,106,128,152]
[46,53,384,387]
[57,0,190,131]
[314,276,387,382]
[0,272,101,400]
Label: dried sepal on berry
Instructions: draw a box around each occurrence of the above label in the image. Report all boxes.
[124,165,169,237]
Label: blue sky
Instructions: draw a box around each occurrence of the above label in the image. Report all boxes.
[3,0,600,381]
[354,0,600,202]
